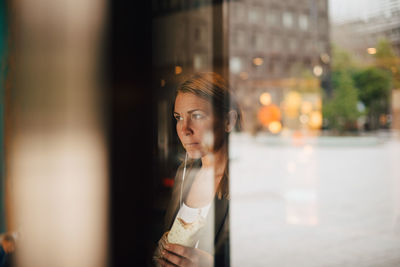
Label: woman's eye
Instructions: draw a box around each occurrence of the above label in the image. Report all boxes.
[192,113,205,120]
[174,115,183,121]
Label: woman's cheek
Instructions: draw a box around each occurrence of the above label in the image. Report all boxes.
[202,130,214,151]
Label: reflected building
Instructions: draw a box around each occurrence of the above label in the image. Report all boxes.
[229,0,330,133]
[152,1,224,77]
[152,0,330,134]
[332,4,400,60]
[152,1,224,181]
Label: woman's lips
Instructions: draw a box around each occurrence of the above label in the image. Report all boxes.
[185,142,200,147]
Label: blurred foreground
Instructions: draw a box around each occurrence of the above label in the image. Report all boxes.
[230,131,400,267]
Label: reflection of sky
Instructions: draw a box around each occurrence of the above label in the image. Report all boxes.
[329,0,396,22]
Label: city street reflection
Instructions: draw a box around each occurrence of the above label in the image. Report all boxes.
[284,145,319,226]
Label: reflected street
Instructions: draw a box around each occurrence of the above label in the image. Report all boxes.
[230,132,400,267]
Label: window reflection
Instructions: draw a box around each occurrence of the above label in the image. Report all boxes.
[1,0,399,266]
[227,0,400,266]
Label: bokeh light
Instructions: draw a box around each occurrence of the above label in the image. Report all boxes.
[175,65,182,75]
[258,104,281,127]
[301,101,313,114]
[259,92,272,106]
[367,47,376,54]
[309,111,322,129]
[268,121,282,134]
[284,91,302,118]
[253,57,263,66]
[313,65,323,76]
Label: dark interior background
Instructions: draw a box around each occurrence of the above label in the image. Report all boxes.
[108,1,156,266]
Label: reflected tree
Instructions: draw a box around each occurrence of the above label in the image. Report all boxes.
[322,46,361,133]
[323,70,361,133]
[353,67,391,130]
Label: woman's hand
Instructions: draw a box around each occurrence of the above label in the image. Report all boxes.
[158,243,213,267]
[154,231,169,266]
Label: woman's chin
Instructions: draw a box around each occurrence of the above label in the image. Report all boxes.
[186,149,204,159]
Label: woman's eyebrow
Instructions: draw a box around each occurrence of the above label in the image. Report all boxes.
[187,109,204,114]
[174,109,207,115]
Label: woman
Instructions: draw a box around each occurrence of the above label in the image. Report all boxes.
[154,72,241,267]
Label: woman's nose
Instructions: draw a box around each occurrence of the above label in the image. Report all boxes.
[180,118,193,135]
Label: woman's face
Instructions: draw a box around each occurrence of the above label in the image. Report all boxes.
[174,92,215,159]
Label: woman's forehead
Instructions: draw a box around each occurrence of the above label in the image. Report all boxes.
[174,92,212,112]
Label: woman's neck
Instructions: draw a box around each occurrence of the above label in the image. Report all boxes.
[184,147,227,206]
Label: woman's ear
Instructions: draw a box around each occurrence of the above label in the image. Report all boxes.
[225,110,238,132]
